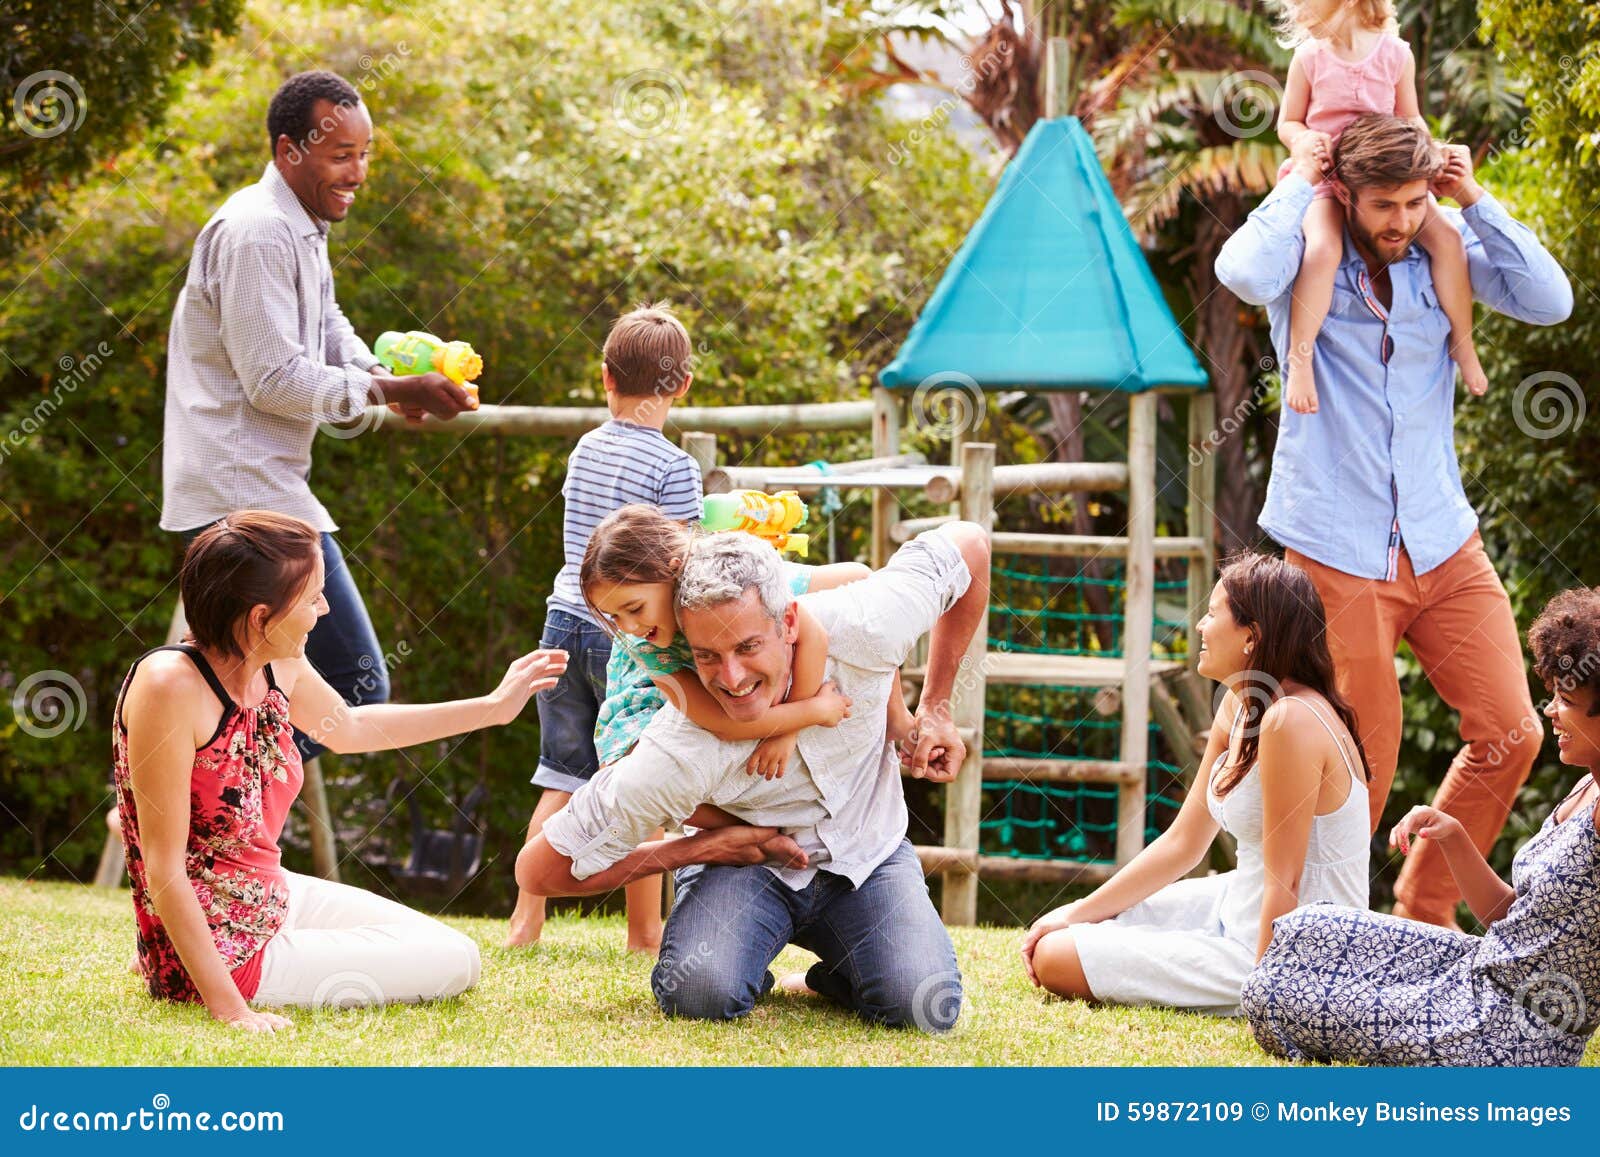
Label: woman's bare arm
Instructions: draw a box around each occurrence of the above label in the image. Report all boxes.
[1254,701,1325,960]
[123,661,256,1020]
[283,649,565,753]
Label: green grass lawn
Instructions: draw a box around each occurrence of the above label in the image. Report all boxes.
[4,878,1593,1067]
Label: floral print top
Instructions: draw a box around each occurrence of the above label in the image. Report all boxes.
[112,645,302,1003]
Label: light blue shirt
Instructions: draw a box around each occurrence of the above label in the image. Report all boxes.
[1215,174,1572,579]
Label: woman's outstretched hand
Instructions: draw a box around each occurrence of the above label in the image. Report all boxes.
[1389,805,1465,856]
[485,649,569,726]
[1020,902,1082,986]
[215,1006,292,1033]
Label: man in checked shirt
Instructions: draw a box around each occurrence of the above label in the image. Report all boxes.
[1216,114,1573,927]
[161,72,473,759]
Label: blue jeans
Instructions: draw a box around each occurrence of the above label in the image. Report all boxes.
[651,839,962,1032]
[531,608,612,793]
[180,528,389,761]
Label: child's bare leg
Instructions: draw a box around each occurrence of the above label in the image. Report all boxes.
[1286,198,1344,415]
[803,561,870,591]
[888,670,915,745]
[625,828,666,954]
[1418,203,1487,395]
[505,788,570,947]
[684,803,741,828]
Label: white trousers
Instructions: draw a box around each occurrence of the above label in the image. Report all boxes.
[252,871,481,1008]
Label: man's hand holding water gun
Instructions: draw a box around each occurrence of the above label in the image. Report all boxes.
[369,330,483,423]
[369,367,472,423]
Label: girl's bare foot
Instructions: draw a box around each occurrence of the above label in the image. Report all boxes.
[1284,359,1319,415]
[776,970,818,996]
[627,934,662,956]
[503,924,541,949]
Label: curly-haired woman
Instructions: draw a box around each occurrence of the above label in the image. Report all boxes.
[1243,587,1600,1065]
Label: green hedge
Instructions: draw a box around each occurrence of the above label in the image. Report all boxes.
[0,0,985,911]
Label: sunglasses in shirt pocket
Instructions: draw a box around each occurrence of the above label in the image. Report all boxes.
[1415,284,1452,348]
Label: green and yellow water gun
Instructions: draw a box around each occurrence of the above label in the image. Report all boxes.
[374,330,483,408]
[702,490,809,556]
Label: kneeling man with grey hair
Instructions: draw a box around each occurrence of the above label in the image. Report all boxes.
[516,521,990,1031]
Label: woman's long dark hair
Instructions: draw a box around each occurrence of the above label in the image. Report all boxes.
[1211,552,1371,796]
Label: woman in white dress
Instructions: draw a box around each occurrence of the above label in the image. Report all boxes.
[1021,552,1372,1015]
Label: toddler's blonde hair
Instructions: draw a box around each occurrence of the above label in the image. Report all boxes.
[1273,0,1397,49]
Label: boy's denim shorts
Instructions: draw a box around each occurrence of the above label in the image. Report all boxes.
[532,608,613,794]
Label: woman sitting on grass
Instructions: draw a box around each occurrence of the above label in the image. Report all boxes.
[115,511,566,1032]
[1021,553,1371,1015]
[1242,587,1600,1066]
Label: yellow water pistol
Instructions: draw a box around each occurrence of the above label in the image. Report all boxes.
[374,330,482,407]
[701,490,809,555]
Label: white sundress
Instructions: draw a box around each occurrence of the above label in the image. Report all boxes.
[1072,697,1370,1016]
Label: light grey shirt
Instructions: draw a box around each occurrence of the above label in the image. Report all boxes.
[161,162,381,532]
[542,526,973,889]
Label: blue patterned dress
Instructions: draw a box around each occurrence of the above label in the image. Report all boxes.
[1242,779,1600,1066]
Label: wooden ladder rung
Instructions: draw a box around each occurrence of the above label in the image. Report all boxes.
[890,514,956,543]
[914,847,1120,885]
[912,845,978,876]
[987,532,1207,560]
[979,857,1117,884]
[904,652,1183,688]
[981,756,1145,785]
[925,462,1128,504]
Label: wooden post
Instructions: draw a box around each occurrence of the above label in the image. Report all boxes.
[1118,394,1158,866]
[670,432,720,912]
[942,442,993,925]
[870,386,900,569]
[1186,393,1217,670]
[301,757,340,882]
[681,431,717,481]
[1044,37,1072,121]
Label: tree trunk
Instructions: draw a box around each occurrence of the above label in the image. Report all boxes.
[1185,203,1264,555]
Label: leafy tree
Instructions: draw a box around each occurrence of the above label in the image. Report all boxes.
[0,0,987,903]
[0,0,243,258]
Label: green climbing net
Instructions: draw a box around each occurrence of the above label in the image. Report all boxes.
[982,556,1190,864]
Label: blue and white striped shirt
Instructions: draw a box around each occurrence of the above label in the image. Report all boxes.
[547,419,703,619]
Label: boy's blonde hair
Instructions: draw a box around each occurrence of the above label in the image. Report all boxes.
[1273,0,1397,49]
[602,301,692,398]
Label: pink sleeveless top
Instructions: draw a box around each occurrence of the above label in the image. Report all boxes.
[113,645,303,1003]
[1297,33,1413,143]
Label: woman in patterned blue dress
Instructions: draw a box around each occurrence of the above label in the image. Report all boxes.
[1242,588,1600,1066]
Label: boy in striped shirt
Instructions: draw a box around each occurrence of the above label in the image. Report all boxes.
[506,304,701,951]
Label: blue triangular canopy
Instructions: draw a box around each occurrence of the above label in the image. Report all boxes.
[880,117,1209,392]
